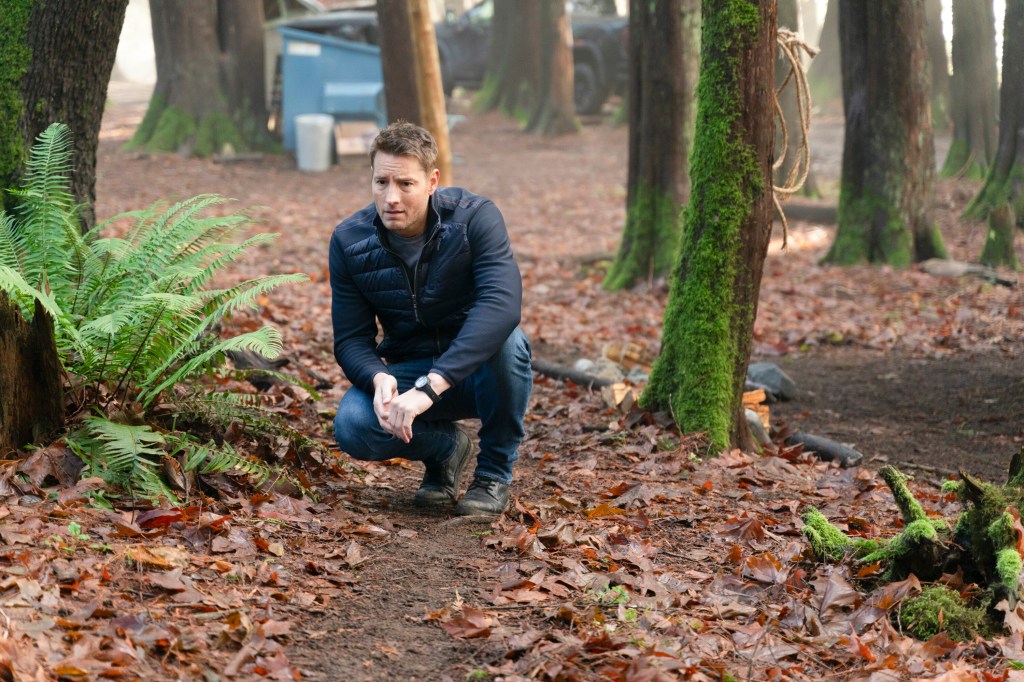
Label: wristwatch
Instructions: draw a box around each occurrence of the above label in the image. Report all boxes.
[413,375,441,403]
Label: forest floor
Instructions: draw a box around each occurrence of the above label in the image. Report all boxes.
[2,82,1022,681]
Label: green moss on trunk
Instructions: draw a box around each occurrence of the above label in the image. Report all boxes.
[966,162,1024,222]
[824,186,914,266]
[638,0,762,449]
[194,112,245,157]
[979,205,1021,269]
[0,0,34,207]
[941,139,988,180]
[604,187,680,291]
[125,93,168,151]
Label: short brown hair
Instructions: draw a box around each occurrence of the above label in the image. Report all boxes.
[370,121,438,173]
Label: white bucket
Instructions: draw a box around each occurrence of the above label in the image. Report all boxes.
[294,113,335,172]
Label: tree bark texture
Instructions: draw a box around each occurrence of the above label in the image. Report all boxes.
[942,0,998,180]
[0,0,126,231]
[0,295,63,454]
[525,0,578,135]
[979,204,1020,268]
[965,0,1024,230]
[604,0,697,290]
[478,0,542,121]
[807,0,840,112]
[641,0,777,451]
[408,0,453,185]
[925,0,951,130]
[824,0,947,266]
[130,0,270,156]
[378,0,422,125]
[775,0,820,197]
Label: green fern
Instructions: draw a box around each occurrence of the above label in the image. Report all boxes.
[1,122,311,501]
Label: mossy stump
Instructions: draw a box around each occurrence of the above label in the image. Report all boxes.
[802,458,1024,641]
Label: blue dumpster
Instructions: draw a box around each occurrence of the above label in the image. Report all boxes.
[277,25,388,150]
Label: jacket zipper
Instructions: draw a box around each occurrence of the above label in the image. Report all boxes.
[380,231,437,328]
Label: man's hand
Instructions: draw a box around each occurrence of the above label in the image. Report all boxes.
[375,372,451,443]
[372,373,398,432]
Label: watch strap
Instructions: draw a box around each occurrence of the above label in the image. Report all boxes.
[414,376,441,403]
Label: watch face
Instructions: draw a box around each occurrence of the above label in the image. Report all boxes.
[415,376,428,389]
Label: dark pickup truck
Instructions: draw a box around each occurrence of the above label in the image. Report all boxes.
[435,0,628,114]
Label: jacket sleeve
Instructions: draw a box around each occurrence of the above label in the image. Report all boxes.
[330,228,390,393]
[429,200,523,386]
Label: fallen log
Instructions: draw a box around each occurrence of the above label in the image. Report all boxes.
[784,430,863,467]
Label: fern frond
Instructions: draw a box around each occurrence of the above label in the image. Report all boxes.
[79,416,166,478]
[198,273,308,327]
[139,327,283,406]
[0,212,26,271]
[168,435,273,486]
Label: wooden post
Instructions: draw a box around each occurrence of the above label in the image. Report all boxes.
[407,0,453,185]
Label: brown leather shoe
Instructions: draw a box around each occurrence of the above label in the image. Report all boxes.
[455,476,509,516]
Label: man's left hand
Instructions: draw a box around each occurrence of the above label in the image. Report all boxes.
[384,389,435,443]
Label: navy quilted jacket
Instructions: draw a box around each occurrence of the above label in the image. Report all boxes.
[329,187,522,394]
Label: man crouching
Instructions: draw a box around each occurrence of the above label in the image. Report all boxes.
[329,121,532,516]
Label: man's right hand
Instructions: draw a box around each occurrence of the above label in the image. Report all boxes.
[372,373,398,432]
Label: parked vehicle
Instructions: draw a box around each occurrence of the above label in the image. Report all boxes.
[277,1,628,115]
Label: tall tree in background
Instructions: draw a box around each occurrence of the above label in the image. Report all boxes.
[775,0,819,197]
[604,0,699,290]
[0,0,127,231]
[0,1,126,449]
[378,0,422,124]
[925,0,951,130]
[477,1,542,121]
[807,0,840,113]
[941,0,998,180]
[823,0,946,266]
[525,0,578,135]
[128,0,271,157]
[966,0,1024,267]
[641,0,777,451]
[408,0,453,183]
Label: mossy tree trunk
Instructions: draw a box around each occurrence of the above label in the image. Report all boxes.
[525,0,578,136]
[822,0,947,266]
[807,0,840,114]
[129,0,271,157]
[408,0,453,184]
[980,205,1021,268]
[378,0,422,125]
[604,0,699,291]
[477,0,542,122]
[941,0,999,180]
[925,0,951,131]
[775,0,820,197]
[0,0,127,231]
[965,0,1024,233]
[640,0,777,451]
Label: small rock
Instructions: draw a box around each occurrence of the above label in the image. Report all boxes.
[573,358,595,373]
[747,362,797,401]
[589,357,625,382]
[745,409,771,446]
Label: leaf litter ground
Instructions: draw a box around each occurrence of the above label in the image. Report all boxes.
[1,83,1022,680]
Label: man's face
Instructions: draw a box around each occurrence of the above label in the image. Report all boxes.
[371,152,439,238]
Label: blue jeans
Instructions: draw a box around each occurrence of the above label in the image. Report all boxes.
[333,329,532,485]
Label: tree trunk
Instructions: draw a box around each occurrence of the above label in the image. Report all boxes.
[965,0,1024,229]
[979,204,1020,268]
[941,0,998,180]
[604,0,697,290]
[925,0,951,130]
[775,0,820,197]
[807,0,840,113]
[0,0,127,232]
[378,0,422,125]
[129,0,270,157]
[477,0,542,122]
[641,0,777,451]
[823,0,947,266]
[408,0,453,185]
[525,0,578,136]
[0,296,63,454]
